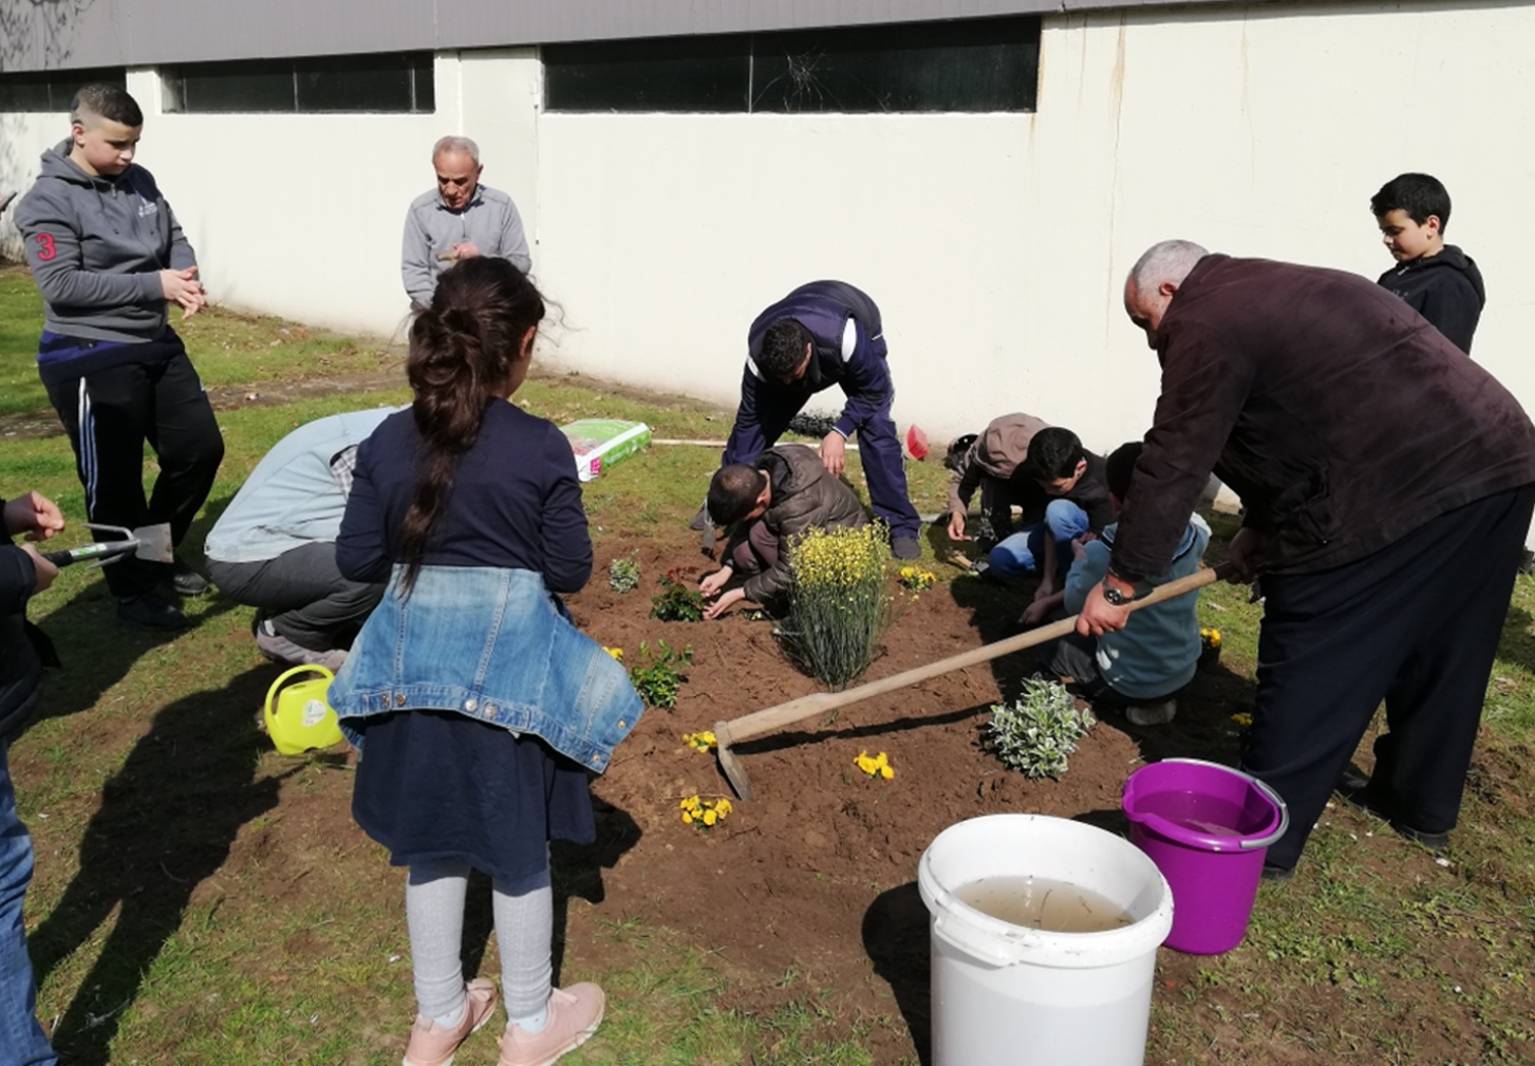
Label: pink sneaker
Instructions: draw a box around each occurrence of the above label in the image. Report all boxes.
[402,977,499,1066]
[498,983,606,1066]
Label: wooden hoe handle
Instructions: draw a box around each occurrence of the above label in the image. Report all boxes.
[716,564,1228,747]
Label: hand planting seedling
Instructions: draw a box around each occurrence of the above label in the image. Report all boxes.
[783,523,892,687]
[679,794,732,828]
[986,678,1096,779]
[853,749,896,779]
[608,554,641,593]
[682,730,717,752]
[629,640,693,709]
[898,565,937,593]
[650,570,706,622]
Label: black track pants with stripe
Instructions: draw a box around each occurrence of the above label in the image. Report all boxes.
[43,351,224,600]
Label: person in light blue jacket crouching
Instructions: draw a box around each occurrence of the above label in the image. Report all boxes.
[1047,441,1211,726]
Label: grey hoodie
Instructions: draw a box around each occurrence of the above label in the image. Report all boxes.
[15,141,195,343]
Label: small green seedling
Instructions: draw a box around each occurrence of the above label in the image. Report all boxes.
[608,554,641,593]
[986,678,1096,779]
[650,572,705,622]
[629,640,694,710]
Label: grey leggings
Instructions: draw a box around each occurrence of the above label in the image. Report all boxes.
[405,859,552,1023]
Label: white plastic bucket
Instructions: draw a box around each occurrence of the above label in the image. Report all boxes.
[917,814,1174,1066]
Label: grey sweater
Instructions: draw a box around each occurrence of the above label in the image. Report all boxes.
[15,142,195,343]
[401,184,532,307]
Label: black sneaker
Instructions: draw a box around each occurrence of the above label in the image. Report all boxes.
[172,561,210,597]
[1336,767,1394,821]
[118,594,190,630]
[1260,862,1295,882]
[891,536,922,561]
[1390,821,1450,853]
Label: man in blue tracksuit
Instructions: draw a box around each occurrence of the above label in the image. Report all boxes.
[721,280,922,559]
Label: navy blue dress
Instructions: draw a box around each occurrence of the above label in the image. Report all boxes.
[337,400,596,886]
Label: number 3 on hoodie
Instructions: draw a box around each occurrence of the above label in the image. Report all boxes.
[31,233,56,261]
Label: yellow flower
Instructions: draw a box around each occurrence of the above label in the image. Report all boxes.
[682,731,718,752]
[1231,712,1253,728]
[681,811,693,824]
[703,809,718,826]
[854,750,895,779]
[604,646,624,661]
[715,798,733,816]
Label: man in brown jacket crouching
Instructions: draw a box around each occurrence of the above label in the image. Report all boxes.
[699,443,867,619]
[1078,240,1535,878]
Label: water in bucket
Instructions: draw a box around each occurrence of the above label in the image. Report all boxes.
[918,814,1173,1066]
[956,876,1134,933]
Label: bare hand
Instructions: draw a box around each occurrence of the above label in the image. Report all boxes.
[1225,527,1266,582]
[19,543,58,593]
[1034,579,1055,603]
[947,508,969,541]
[1076,582,1132,637]
[4,491,64,540]
[1070,532,1097,562]
[160,267,203,309]
[703,587,746,620]
[1020,599,1052,627]
[699,566,734,598]
[452,242,481,260]
[820,432,846,477]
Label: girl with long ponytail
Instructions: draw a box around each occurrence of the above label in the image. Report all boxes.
[333,258,627,1066]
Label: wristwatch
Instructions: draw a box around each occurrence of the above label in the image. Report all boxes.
[1102,574,1152,606]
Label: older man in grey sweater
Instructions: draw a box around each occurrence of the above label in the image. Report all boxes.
[401,135,531,309]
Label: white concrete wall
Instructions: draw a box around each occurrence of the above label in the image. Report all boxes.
[0,52,541,341]
[535,0,1535,452]
[2,2,1533,458]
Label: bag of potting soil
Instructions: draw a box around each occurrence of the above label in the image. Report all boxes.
[559,419,652,481]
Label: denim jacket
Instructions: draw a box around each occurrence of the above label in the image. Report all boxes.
[327,565,642,773]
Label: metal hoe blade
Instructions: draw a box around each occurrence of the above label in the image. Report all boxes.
[713,720,754,801]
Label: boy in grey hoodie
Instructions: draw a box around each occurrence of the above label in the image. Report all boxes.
[1043,441,1212,726]
[14,83,223,629]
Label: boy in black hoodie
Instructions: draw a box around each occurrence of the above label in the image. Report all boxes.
[1371,173,1485,355]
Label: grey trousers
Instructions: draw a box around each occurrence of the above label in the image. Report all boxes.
[207,542,384,651]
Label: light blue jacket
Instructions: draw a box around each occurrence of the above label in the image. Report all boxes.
[205,408,396,565]
[1064,514,1212,700]
[327,566,643,773]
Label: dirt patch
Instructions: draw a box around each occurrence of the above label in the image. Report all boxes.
[554,532,1258,1062]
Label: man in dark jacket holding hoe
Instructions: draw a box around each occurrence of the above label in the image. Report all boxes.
[1078,240,1535,879]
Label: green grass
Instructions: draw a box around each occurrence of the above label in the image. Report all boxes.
[2,265,1533,1064]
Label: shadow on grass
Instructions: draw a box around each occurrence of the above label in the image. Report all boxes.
[30,664,286,1065]
[460,796,643,988]
[862,882,931,1066]
[34,500,238,727]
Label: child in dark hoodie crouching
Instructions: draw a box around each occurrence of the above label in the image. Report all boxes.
[1371,172,1485,355]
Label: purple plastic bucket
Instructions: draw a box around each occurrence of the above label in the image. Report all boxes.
[1121,758,1289,955]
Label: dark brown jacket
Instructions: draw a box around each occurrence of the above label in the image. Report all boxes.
[726,444,868,603]
[1112,255,1535,580]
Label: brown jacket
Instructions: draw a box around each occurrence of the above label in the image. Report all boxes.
[946,412,1050,534]
[1112,255,1535,580]
[726,444,868,603]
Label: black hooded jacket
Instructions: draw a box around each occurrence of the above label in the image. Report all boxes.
[1376,244,1485,355]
